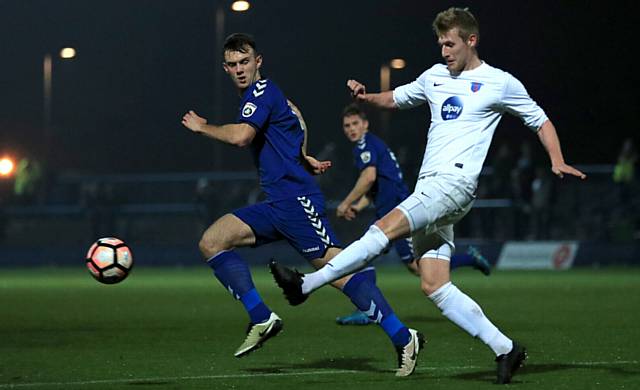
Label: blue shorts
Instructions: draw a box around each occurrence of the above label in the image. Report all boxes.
[233,194,341,261]
[365,218,414,263]
[392,237,414,263]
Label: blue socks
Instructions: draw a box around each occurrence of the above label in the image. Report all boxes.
[450,253,475,270]
[207,251,271,324]
[342,268,411,347]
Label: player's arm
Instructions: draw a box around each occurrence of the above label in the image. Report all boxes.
[339,195,371,222]
[287,100,308,155]
[346,80,397,109]
[287,99,332,175]
[182,110,255,147]
[536,120,586,179]
[337,166,376,219]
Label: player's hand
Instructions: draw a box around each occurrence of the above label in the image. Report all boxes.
[551,163,587,180]
[347,79,367,100]
[337,202,357,220]
[304,155,332,175]
[344,206,358,221]
[336,202,349,219]
[182,110,207,132]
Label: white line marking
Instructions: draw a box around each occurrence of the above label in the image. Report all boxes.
[0,360,637,388]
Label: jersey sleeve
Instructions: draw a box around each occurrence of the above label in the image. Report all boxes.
[354,142,378,171]
[501,73,549,132]
[393,70,428,109]
[236,80,273,130]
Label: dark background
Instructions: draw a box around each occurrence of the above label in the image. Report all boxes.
[0,0,636,176]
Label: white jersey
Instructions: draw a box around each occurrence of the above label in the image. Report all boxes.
[393,62,548,183]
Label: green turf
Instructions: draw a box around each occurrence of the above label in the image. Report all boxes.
[1,267,639,389]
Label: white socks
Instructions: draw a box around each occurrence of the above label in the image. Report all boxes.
[429,282,513,356]
[301,225,389,294]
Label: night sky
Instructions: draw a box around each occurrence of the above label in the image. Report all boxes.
[0,0,636,175]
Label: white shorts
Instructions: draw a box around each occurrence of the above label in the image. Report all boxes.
[396,173,476,261]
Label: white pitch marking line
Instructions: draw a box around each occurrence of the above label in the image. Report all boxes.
[0,360,637,388]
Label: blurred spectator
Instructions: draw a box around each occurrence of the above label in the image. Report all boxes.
[611,138,638,241]
[195,178,217,229]
[81,181,116,239]
[529,166,554,239]
[613,138,637,201]
[489,142,514,198]
[13,157,43,205]
[510,142,535,239]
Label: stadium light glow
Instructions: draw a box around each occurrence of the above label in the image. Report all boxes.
[231,1,250,12]
[59,47,77,59]
[0,157,15,177]
[390,58,406,69]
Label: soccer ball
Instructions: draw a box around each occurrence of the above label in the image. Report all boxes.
[85,237,133,284]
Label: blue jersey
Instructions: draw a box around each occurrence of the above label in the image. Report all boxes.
[236,79,320,201]
[353,132,409,217]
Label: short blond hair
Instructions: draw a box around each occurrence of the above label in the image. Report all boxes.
[432,7,479,43]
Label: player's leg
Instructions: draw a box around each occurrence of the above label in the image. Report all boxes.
[449,246,492,275]
[334,266,376,325]
[201,207,282,357]
[311,248,424,377]
[274,195,424,376]
[417,227,526,384]
[335,224,413,325]
[294,208,410,294]
[270,174,475,300]
[270,175,468,299]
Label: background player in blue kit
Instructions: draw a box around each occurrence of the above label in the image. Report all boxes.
[335,104,491,325]
[181,33,424,376]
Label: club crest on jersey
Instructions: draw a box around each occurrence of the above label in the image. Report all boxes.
[441,96,463,120]
[360,151,371,164]
[471,82,483,93]
[242,102,257,118]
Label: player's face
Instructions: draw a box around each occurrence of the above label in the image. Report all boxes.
[342,114,368,142]
[438,28,477,74]
[223,47,263,91]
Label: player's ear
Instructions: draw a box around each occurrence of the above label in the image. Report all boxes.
[467,34,478,48]
[222,62,230,74]
[255,54,263,69]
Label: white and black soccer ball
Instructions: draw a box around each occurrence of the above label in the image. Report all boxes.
[85,237,133,284]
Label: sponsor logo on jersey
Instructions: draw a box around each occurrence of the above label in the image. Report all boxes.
[441,96,463,120]
[471,82,483,92]
[242,102,257,118]
[360,151,371,163]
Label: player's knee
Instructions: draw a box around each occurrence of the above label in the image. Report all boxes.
[420,277,446,296]
[420,272,449,296]
[198,234,228,260]
[330,275,349,290]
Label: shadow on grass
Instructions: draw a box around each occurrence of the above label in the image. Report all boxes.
[244,357,387,374]
[452,362,640,383]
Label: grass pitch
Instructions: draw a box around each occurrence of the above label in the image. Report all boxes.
[1,266,639,389]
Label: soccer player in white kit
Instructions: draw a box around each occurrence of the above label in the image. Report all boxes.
[270,7,586,384]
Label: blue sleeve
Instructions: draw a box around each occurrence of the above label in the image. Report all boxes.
[236,80,272,131]
[354,143,378,171]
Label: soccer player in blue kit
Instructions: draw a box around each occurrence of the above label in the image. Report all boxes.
[270,8,586,384]
[181,33,424,376]
[335,104,491,325]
